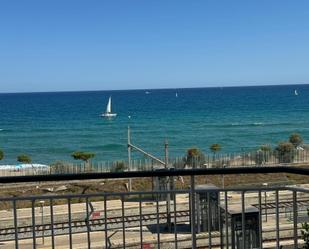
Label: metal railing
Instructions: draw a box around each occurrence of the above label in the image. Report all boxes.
[0,166,309,249]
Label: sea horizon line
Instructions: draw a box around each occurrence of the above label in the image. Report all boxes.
[0,82,308,95]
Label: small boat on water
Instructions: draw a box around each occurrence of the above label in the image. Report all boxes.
[294,90,298,96]
[175,92,178,97]
[101,96,117,118]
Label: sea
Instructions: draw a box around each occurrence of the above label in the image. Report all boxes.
[0,84,308,165]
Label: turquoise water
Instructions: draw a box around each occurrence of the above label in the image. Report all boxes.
[0,85,308,164]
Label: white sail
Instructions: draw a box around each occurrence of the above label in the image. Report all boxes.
[294,90,298,96]
[101,96,117,118]
[106,97,112,113]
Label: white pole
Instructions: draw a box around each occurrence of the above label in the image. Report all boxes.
[128,124,132,192]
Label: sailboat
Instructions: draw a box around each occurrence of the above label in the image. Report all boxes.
[101,96,117,118]
[175,92,178,97]
[294,90,299,96]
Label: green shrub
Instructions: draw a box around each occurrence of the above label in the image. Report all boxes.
[289,133,303,148]
[260,144,272,152]
[274,142,295,163]
[71,151,95,162]
[183,147,206,168]
[210,144,222,154]
[17,154,31,163]
[71,151,95,171]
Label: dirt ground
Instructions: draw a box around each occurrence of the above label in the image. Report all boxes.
[0,165,308,209]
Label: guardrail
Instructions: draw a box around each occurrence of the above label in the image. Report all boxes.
[0,166,308,249]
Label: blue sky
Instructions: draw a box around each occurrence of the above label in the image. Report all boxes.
[0,1,309,92]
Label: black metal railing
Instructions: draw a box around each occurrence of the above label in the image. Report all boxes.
[0,166,308,249]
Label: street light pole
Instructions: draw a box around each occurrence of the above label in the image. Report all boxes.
[127,127,171,230]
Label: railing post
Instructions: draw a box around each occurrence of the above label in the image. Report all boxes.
[165,140,172,232]
[13,200,19,249]
[241,191,245,249]
[293,190,298,249]
[49,198,55,249]
[31,200,37,249]
[258,191,263,249]
[39,201,45,245]
[263,183,268,222]
[190,175,197,249]
[275,190,280,249]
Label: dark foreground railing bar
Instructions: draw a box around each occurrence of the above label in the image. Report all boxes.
[224,191,228,248]
[156,195,160,249]
[13,200,18,249]
[1,186,308,248]
[31,200,36,249]
[173,192,178,249]
[104,197,108,249]
[293,191,298,249]
[190,175,197,249]
[1,166,309,184]
[86,197,91,249]
[121,195,126,249]
[241,191,245,249]
[1,167,309,249]
[207,192,212,249]
[139,194,143,249]
[258,190,263,249]
[49,198,55,249]
[276,190,280,249]
[68,198,72,249]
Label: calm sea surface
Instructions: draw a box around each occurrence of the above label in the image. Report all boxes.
[0,85,308,164]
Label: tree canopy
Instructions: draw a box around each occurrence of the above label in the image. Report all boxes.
[71,151,95,162]
[289,133,303,148]
[187,148,201,158]
[275,142,295,163]
[184,147,205,168]
[210,144,222,154]
[17,154,32,163]
[259,144,272,152]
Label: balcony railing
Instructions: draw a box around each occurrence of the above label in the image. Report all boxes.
[0,166,309,249]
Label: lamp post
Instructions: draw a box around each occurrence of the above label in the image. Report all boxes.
[127,126,171,230]
[262,183,268,222]
[39,201,45,244]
